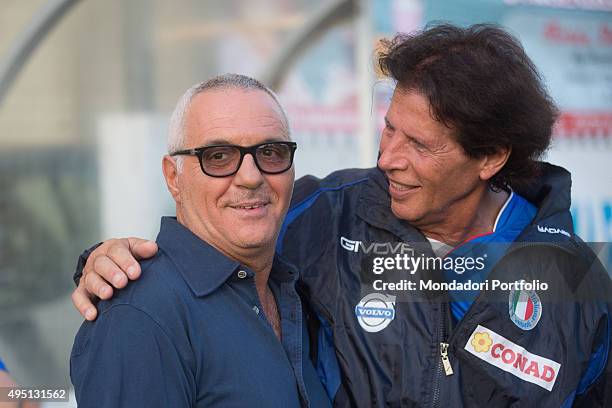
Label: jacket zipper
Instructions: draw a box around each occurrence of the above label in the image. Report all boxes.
[440,342,454,376]
[431,301,453,407]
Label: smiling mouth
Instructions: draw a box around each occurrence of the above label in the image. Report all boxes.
[230,202,269,210]
[389,180,420,191]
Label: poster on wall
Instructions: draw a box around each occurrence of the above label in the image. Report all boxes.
[503,11,612,244]
[215,0,611,247]
[424,0,611,263]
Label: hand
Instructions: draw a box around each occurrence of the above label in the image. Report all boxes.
[71,238,158,321]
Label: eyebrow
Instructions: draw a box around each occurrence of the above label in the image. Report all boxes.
[385,117,428,147]
[203,136,288,146]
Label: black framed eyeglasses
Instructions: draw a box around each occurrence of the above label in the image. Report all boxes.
[170,141,297,177]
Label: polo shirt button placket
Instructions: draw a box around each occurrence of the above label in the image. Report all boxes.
[236,270,260,316]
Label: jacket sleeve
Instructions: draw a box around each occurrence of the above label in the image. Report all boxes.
[573,307,611,407]
[70,304,193,407]
[277,174,332,260]
[572,247,612,408]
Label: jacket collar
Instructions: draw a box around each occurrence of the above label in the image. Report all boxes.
[514,162,574,232]
[357,163,574,241]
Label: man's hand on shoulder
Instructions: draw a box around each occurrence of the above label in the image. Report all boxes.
[71,238,158,321]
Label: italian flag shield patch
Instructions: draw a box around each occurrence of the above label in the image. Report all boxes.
[508,288,542,330]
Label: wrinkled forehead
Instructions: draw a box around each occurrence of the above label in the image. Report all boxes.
[184,89,290,146]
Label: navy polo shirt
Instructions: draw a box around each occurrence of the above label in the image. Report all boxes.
[70,217,330,408]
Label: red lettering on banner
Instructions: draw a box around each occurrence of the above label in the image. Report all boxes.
[491,343,504,358]
[513,353,528,371]
[488,342,555,381]
[554,112,612,138]
[466,326,561,391]
[541,365,556,382]
[502,348,516,365]
[525,361,541,378]
[600,24,612,45]
[544,21,590,45]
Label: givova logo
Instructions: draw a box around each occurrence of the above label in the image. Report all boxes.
[340,236,413,255]
[355,293,396,333]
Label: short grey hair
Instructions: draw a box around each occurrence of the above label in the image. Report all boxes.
[167,74,290,158]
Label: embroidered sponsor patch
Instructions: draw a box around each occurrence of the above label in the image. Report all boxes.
[508,287,542,330]
[536,225,570,237]
[354,293,396,333]
[465,325,561,391]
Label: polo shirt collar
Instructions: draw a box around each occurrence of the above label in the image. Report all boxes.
[156,217,298,296]
[156,216,241,297]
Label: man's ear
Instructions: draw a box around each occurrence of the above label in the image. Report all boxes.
[162,155,181,203]
[479,146,511,181]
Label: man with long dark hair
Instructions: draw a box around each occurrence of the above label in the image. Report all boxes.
[70,24,610,407]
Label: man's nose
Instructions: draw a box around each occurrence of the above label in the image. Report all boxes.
[377,138,409,171]
[233,153,264,188]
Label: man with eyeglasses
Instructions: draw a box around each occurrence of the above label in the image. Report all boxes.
[69,74,330,408]
[71,25,610,407]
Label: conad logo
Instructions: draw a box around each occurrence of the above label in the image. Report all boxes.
[465,325,561,391]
